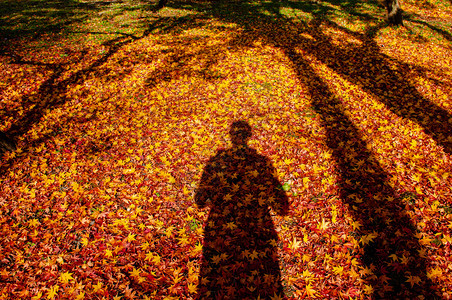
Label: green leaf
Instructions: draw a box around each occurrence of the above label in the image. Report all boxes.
[282,183,291,191]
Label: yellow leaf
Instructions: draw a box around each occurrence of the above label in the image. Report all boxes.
[270,292,284,300]
[165,226,174,237]
[427,266,442,279]
[188,283,197,293]
[56,256,64,265]
[46,285,59,299]
[145,251,153,261]
[415,186,423,195]
[152,253,161,264]
[284,158,293,165]
[191,242,203,256]
[351,220,361,230]
[93,281,102,293]
[183,186,190,195]
[302,269,312,280]
[58,271,74,284]
[331,205,337,223]
[140,241,150,251]
[250,250,259,260]
[317,218,329,231]
[389,254,398,261]
[442,234,452,244]
[178,237,189,246]
[123,168,136,175]
[360,232,378,245]
[330,234,339,243]
[289,237,302,250]
[29,219,40,227]
[130,268,141,278]
[364,284,374,295]
[333,265,344,275]
[126,233,136,243]
[105,249,113,258]
[305,283,317,297]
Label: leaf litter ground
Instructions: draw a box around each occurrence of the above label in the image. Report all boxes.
[1,0,452,299]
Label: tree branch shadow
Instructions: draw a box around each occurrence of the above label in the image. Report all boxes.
[0,17,177,174]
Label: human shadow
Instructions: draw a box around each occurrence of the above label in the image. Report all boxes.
[195,121,289,299]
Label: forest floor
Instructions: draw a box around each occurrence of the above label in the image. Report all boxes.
[1,0,452,299]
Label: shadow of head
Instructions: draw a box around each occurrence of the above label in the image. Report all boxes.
[229,120,252,147]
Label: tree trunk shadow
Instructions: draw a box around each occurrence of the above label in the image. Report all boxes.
[280,41,441,299]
